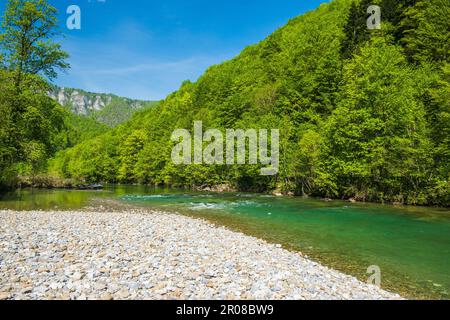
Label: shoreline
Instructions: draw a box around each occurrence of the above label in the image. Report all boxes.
[0,207,402,300]
[5,183,449,209]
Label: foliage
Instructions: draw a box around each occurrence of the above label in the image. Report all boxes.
[402,0,450,64]
[0,0,69,187]
[0,0,69,91]
[0,70,66,184]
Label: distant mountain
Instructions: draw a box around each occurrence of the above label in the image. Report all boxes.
[49,87,159,127]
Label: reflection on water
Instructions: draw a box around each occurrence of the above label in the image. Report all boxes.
[1,185,449,299]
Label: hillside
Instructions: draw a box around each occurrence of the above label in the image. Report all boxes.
[63,112,110,147]
[50,0,449,206]
[49,87,159,127]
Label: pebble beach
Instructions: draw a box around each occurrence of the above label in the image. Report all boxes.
[0,208,402,300]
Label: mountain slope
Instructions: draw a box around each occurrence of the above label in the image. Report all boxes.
[62,112,110,147]
[51,0,449,206]
[49,87,159,127]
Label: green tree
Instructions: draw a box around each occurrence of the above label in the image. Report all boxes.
[381,0,417,41]
[402,0,450,64]
[324,37,434,203]
[118,130,147,183]
[0,0,69,91]
[0,0,69,187]
[427,63,450,178]
[341,0,373,58]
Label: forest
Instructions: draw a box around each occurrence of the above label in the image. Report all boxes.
[1,0,449,206]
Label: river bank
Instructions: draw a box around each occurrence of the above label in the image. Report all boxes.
[0,207,402,300]
[4,174,448,208]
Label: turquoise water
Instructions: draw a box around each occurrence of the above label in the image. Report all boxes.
[1,185,449,299]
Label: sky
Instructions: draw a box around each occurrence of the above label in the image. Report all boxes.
[0,0,331,100]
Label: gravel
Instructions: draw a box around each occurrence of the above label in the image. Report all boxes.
[0,209,402,300]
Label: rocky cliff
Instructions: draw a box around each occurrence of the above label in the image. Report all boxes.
[49,87,158,127]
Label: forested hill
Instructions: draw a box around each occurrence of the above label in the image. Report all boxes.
[49,87,159,127]
[50,0,449,206]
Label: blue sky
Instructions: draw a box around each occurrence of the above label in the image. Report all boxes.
[1,0,330,100]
